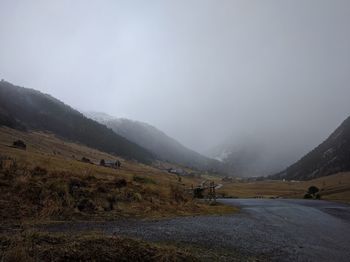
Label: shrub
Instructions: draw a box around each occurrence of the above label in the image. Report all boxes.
[308,186,319,196]
[133,175,156,184]
[12,140,26,149]
[69,178,87,194]
[304,193,313,199]
[315,193,321,200]
[77,198,96,212]
[170,184,187,203]
[48,182,69,200]
[115,178,127,189]
[105,195,117,211]
[193,188,204,199]
[97,185,108,193]
[31,166,48,176]
[81,157,91,163]
[133,192,143,202]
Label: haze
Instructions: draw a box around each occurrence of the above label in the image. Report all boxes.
[1,0,350,171]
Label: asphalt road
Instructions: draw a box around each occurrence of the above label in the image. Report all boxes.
[42,199,350,262]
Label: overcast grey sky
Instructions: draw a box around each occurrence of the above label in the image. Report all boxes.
[1,0,350,162]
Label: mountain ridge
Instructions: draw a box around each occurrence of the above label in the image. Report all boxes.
[0,80,154,164]
[85,111,225,173]
[271,116,350,180]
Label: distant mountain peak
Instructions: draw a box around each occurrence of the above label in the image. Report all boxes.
[85,111,225,173]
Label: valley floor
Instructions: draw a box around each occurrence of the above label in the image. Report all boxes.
[216,173,350,204]
[1,126,350,261]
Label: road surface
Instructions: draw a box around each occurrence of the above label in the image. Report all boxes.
[42,199,350,261]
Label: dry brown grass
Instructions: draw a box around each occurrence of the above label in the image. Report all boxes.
[0,127,236,223]
[0,230,197,262]
[216,172,350,203]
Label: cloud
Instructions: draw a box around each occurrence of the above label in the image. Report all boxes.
[0,0,349,167]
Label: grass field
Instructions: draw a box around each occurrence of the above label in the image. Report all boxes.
[0,127,236,224]
[216,173,350,203]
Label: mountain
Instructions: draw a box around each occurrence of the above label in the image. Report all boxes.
[271,116,350,180]
[85,111,224,173]
[206,139,294,177]
[0,80,154,164]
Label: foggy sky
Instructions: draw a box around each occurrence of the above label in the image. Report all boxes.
[1,0,350,166]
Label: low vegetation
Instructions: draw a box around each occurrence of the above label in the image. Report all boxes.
[304,186,321,199]
[0,127,238,261]
[0,127,236,224]
[0,230,196,262]
[216,173,350,203]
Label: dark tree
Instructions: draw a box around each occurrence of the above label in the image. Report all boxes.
[100,159,105,166]
[308,186,319,196]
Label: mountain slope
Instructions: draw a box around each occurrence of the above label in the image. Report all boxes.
[85,112,224,172]
[206,139,294,177]
[272,116,350,180]
[0,80,154,164]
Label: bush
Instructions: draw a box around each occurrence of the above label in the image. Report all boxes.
[170,184,187,203]
[31,166,48,176]
[77,198,96,212]
[69,178,87,194]
[193,188,204,199]
[308,186,319,195]
[12,140,26,149]
[133,192,143,202]
[105,195,117,211]
[115,178,127,189]
[48,182,69,200]
[315,194,321,200]
[81,157,91,163]
[304,193,313,199]
[133,176,156,184]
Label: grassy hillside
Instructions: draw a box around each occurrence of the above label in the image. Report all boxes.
[0,80,154,164]
[85,112,226,174]
[0,127,235,223]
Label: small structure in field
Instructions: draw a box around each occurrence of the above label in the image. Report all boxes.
[101,159,121,169]
[168,168,188,176]
[12,140,26,150]
[222,176,234,182]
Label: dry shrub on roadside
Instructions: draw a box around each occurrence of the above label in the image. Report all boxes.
[170,184,189,203]
[31,166,48,176]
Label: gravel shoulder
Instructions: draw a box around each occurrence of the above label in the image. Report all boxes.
[37,199,350,262]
